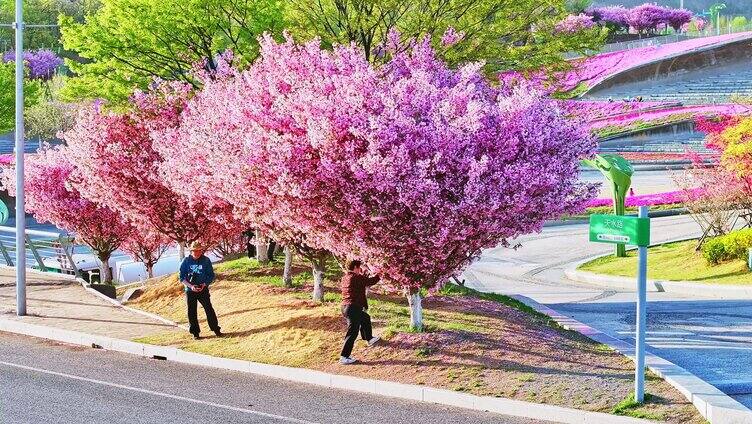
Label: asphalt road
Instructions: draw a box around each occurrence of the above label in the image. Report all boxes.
[465,214,752,409]
[0,332,551,424]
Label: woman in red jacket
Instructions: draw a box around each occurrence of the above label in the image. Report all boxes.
[339,259,381,364]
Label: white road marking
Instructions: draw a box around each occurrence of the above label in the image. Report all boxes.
[0,360,318,424]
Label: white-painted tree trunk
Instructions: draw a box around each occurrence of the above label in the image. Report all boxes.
[98,254,113,284]
[178,242,186,261]
[407,291,423,331]
[255,229,269,264]
[283,246,294,288]
[312,259,325,302]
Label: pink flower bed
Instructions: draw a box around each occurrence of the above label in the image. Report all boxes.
[0,154,13,166]
[586,189,701,208]
[501,31,752,94]
[560,100,674,122]
[588,103,752,131]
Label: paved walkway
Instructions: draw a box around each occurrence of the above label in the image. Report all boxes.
[0,268,177,340]
[464,214,752,409]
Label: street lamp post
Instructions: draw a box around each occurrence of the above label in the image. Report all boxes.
[14,0,25,316]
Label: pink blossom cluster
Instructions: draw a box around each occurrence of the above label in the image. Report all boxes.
[555,14,596,34]
[586,189,700,208]
[63,85,245,250]
[154,34,597,292]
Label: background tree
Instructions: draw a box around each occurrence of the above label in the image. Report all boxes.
[284,0,605,73]
[121,228,171,279]
[25,100,77,143]
[0,0,98,51]
[59,0,284,103]
[0,61,42,133]
[0,146,131,283]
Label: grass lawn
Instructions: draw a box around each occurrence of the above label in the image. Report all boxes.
[579,240,752,284]
[129,255,703,423]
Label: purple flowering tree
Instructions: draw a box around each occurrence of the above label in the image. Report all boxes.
[3,49,63,81]
[159,34,598,329]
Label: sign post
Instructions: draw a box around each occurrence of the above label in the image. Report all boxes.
[589,205,651,402]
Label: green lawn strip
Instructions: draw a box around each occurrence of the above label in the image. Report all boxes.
[611,392,663,421]
[578,240,752,285]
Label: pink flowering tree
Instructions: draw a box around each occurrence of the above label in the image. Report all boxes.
[0,147,131,283]
[63,88,244,261]
[158,34,596,329]
[120,228,172,279]
[556,14,596,34]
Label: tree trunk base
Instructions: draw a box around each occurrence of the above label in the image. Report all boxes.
[407,291,423,331]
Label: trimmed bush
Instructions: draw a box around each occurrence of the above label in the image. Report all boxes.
[702,228,752,265]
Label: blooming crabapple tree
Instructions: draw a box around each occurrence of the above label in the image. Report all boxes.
[151,54,336,300]
[63,90,244,260]
[120,228,172,279]
[0,147,131,283]
[157,34,596,328]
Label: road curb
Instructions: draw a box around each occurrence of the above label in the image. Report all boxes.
[510,295,752,424]
[0,317,651,424]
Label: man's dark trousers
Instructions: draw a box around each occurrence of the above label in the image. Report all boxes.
[340,304,373,357]
[186,289,221,336]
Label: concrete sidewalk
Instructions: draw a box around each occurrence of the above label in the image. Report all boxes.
[0,269,178,340]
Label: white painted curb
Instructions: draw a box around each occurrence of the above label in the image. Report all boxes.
[511,295,752,424]
[0,317,652,424]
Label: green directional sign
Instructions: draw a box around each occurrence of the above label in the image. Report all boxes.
[589,214,651,247]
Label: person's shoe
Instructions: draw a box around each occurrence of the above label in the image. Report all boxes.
[214,330,224,337]
[339,356,357,365]
[192,334,201,340]
[367,337,381,347]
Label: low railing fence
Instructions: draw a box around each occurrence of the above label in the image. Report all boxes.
[0,226,79,278]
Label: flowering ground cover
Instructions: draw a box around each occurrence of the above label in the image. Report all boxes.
[502,31,752,96]
[589,104,752,138]
[617,152,717,162]
[585,189,699,208]
[129,256,704,423]
[560,100,676,121]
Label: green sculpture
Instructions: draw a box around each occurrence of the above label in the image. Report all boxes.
[0,199,8,225]
[582,154,634,258]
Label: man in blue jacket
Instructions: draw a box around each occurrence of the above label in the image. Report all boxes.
[180,241,222,339]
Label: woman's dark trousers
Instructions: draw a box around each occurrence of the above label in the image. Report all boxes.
[340,304,373,358]
[186,289,221,336]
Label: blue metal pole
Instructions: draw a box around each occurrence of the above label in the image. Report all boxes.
[14,0,25,316]
[635,205,648,402]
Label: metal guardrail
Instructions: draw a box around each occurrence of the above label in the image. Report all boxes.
[0,226,79,278]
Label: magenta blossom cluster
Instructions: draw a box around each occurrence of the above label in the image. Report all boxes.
[586,189,701,208]
[555,14,596,34]
[3,49,63,80]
